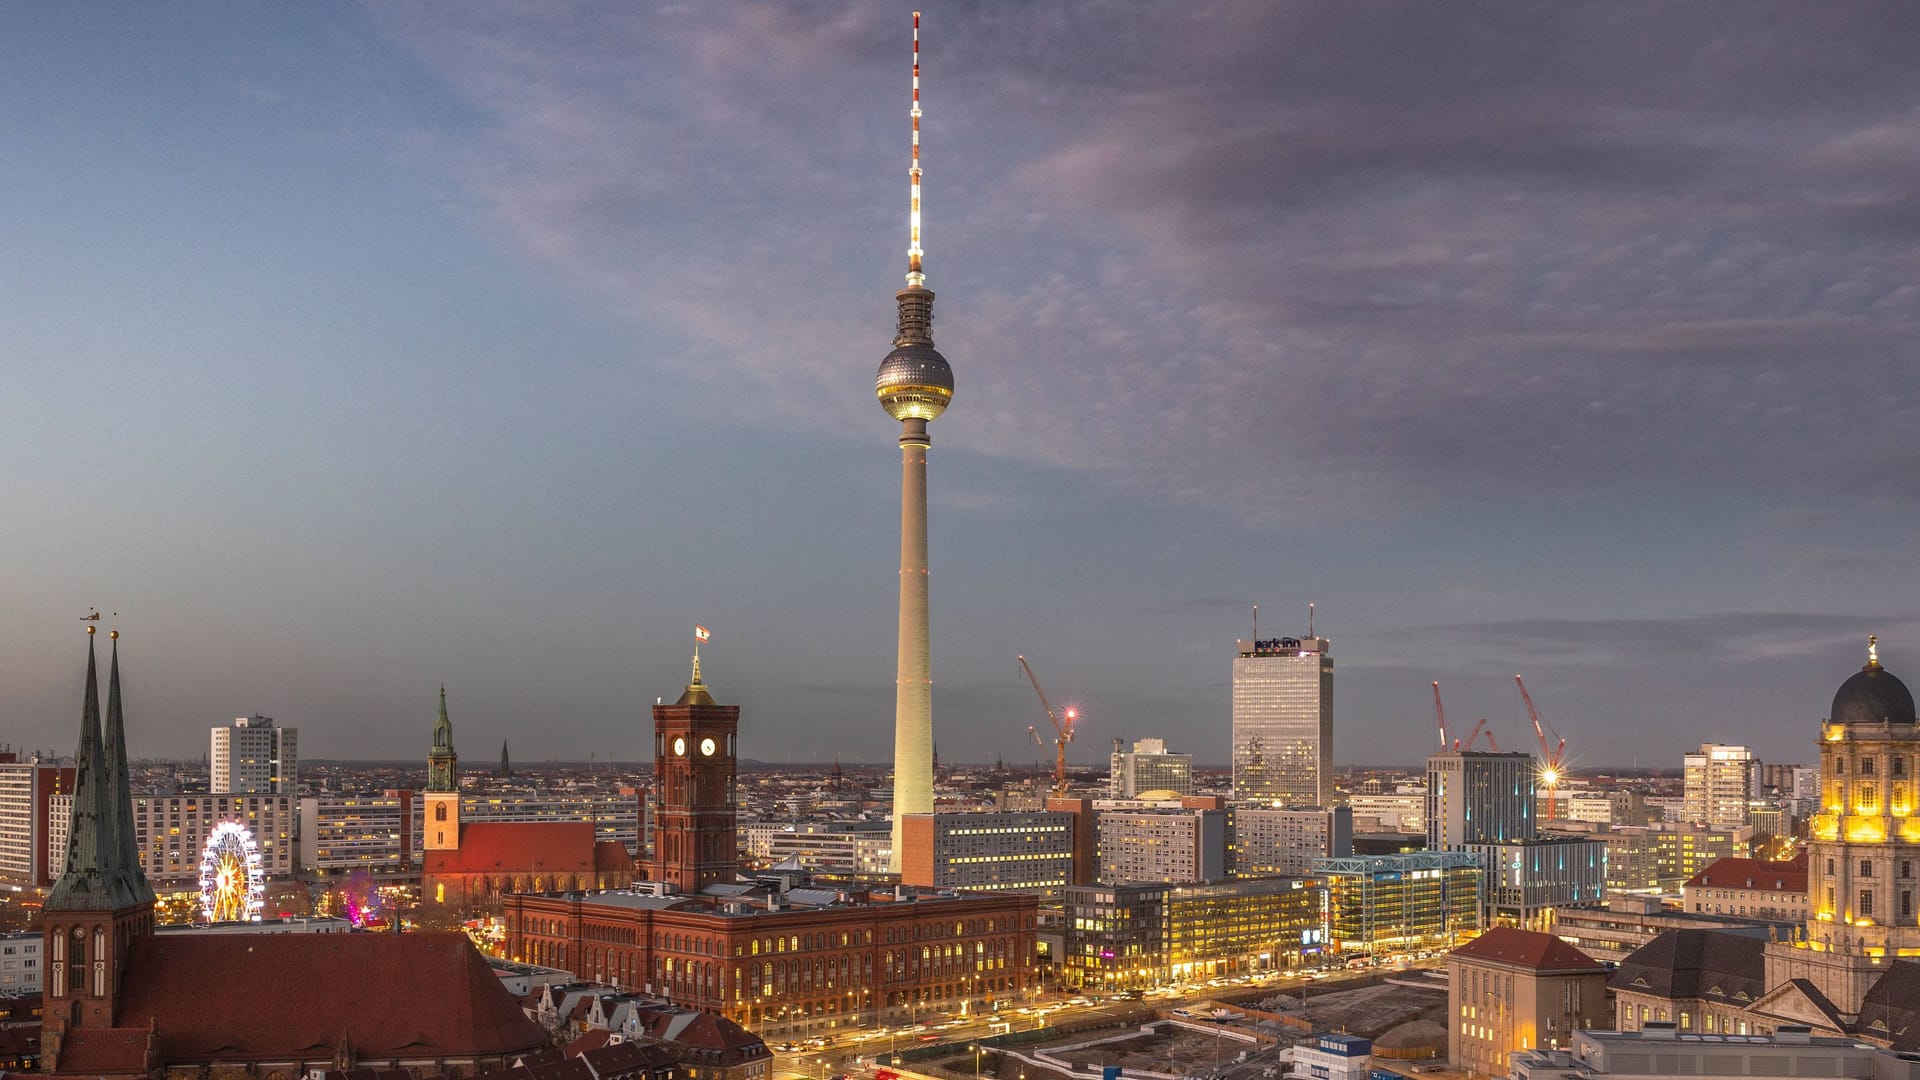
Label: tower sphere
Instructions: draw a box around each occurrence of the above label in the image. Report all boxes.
[876,343,954,422]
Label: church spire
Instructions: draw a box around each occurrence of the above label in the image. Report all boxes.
[427,685,458,793]
[103,631,155,905]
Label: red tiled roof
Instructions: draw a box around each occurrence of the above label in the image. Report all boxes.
[1684,855,1809,893]
[113,932,551,1063]
[1450,927,1605,973]
[52,1027,148,1075]
[425,822,602,875]
[595,841,635,874]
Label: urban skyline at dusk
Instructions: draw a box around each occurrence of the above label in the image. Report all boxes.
[4,4,1919,770]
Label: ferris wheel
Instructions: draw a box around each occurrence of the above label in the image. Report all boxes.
[198,820,266,923]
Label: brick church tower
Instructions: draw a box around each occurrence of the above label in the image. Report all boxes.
[650,644,739,893]
[42,627,157,1071]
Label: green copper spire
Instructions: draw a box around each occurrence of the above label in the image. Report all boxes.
[49,629,148,911]
[427,684,458,793]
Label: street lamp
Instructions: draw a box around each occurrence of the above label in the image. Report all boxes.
[969,1044,983,1080]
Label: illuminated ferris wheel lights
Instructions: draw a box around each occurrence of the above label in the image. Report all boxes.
[198,820,266,924]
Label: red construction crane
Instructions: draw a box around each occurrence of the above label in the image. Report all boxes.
[1436,682,1499,751]
[1516,675,1568,818]
[1018,655,1077,797]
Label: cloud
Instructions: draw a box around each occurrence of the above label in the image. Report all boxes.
[372,2,1920,524]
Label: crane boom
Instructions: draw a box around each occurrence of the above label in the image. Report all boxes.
[1433,682,1449,750]
[1017,655,1076,797]
[1516,675,1568,817]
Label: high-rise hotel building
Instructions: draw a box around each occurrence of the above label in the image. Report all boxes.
[210,714,297,794]
[1232,636,1333,806]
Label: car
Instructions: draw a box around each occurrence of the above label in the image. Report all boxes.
[776,1042,800,1052]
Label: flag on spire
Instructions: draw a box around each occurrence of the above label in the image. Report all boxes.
[695,625,711,644]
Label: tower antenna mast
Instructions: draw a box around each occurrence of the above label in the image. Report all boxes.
[907,10,925,287]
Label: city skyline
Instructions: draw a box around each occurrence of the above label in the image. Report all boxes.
[4,5,1919,769]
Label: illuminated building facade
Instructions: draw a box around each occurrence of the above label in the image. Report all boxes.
[1603,823,1750,893]
[1447,926,1609,1074]
[1232,636,1333,807]
[1097,807,1226,884]
[504,884,1038,1035]
[1315,851,1482,956]
[1763,639,1920,1019]
[1683,743,1760,829]
[1234,806,1353,876]
[899,810,1080,896]
[1109,738,1193,798]
[0,755,74,887]
[1428,751,1537,848]
[1063,876,1326,989]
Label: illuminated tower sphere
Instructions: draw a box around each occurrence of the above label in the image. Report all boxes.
[882,11,952,873]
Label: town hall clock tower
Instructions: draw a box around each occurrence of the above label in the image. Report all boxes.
[651,647,739,893]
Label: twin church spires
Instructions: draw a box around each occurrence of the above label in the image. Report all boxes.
[49,626,155,911]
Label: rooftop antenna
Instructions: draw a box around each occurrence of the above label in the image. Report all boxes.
[1252,604,1259,641]
[906,10,924,288]
[1309,601,1315,638]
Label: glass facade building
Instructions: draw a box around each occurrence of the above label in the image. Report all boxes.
[1064,876,1327,989]
[1315,851,1483,956]
[1232,637,1333,807]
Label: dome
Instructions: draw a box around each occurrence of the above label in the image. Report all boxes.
[876,343,954,422]
[1832,662,1916,727]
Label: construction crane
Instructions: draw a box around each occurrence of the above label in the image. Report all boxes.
[1435,681,1499,751]
[1516,675,1568,818]
[1017,655,1077,797]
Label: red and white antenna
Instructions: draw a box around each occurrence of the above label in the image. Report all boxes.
[907,11,926,287]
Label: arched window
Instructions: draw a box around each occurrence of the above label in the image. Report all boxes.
[435,803,447,821]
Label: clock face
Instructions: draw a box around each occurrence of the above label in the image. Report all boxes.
[700,736,717,757]
[672,736,687,756]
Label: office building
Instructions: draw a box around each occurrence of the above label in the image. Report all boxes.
[877,18,956,873]
[749,821,892,876]
[0,932,41,993]
[50,792,294,888]
[1109,738,1194,798]
[1098,805,1226,885]
[1681,854,1809,922]
[1063,875,1326,989]
[1683,744,1760,829]
[1348,790,1426,834]
[1603,823,1753,893]
[210,714,298,794]
[1314,851,1482,956]
[1231,635,1333,807]
[899,809,1082,896]
[1475,834,1608,930]
[1235,805,1352,875]
[1428,750,1538,848]
[1447,927,1610,1073]
[0,754,74,887]
[1429,749,1604,928]
[298,792,419,881]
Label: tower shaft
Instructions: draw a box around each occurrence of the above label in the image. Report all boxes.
[890,423,934,871]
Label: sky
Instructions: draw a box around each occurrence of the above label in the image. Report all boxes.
[2,3,1918,771]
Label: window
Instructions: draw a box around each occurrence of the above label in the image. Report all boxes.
[1865,860,1877,878]
[1830,858,1837,875]
[1862,890,1875,917]
[1899,757,1908,777]
[1905,891,1913,919]
[1864,758,1878,776]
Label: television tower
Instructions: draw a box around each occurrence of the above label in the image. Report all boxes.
[878,11,954,873]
